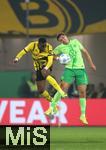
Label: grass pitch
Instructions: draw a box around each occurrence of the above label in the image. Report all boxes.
[50,127,106,150]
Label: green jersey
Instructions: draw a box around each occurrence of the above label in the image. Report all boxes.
[54,39,85,69]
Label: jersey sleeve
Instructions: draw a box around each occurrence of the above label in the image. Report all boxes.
[53,45,62,55]
[48,44,53,55]
[15,42,34,60]
[24,42,35,52]
[16,49,27,60]
[45,55,53,69]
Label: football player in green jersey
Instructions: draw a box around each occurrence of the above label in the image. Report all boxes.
[45,33,96,124]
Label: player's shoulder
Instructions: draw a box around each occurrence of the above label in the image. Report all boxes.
[47,42,52,47]
[71,38,79,43]
[26,41,38,50]
[70,39,81,45]
[28,41,37,45]
[30,41,39,48]
[32,41,38,45]
[55,43,63,49]
[46,42,53,50]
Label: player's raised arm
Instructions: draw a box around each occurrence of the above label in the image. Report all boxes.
[13,42,34,63]
[82,48,96,71]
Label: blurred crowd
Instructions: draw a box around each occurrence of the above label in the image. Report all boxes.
[18,72,106,98]
[18,72,39,98]
[67,82,106,98]
[86,82,106,98]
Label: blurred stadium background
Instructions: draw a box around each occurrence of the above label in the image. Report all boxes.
[0,0,106,150]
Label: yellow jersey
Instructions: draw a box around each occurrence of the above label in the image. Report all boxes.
[15,41,53,70]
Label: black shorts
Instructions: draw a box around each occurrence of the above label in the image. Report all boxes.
[36,67,52,81]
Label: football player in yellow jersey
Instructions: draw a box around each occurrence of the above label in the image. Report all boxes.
[13,37,66,104]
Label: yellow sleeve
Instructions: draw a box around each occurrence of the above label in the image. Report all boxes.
[49,44,53,51]
[45,55,53,69]
[16,49,27,59]
[24,42,35,52]
[48,44,53,55]
[15,42,34,60]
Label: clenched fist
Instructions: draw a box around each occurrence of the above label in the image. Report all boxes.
[13,58,19,64]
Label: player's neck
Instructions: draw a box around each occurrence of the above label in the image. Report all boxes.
[63,40,70,45]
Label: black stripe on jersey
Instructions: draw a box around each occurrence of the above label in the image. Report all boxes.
[24,49,27,53]
[32,57,36,61]
[48,50,54,55]
[48,54,53,56]
[32,43,35,51]
[47,45,49,50]
[36,61,40,69]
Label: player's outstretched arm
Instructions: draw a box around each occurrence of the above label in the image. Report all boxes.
[82,48,96,71]
[13,42,33,64]
[13,49,28,64]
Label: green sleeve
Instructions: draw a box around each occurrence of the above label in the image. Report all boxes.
[53,45,62,55]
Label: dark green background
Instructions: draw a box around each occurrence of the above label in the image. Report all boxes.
[0,71,31,98]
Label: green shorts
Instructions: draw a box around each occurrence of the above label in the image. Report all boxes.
[61,68,88,85]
